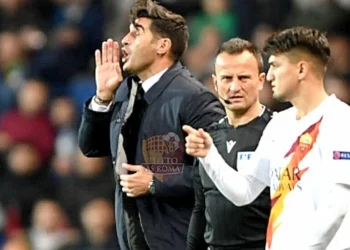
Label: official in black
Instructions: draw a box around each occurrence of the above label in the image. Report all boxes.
[78,1,225,250]
[185,38,271,250]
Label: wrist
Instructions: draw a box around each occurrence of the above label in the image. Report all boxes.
[148,177,156,195]
[94,95,113,105]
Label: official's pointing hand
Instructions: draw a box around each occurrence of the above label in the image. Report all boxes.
[182,125,212,158]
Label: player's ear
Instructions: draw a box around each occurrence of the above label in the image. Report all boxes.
[157,38,171,56]
[297,61,309,81]
[258,72,265,91]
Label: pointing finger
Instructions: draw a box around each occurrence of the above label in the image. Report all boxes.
[198,128,209,139]
[182,125,199,135]
[186,134,204,144]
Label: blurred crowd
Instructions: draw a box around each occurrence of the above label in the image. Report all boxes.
[0,0,349,249]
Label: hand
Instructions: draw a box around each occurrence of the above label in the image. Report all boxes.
[120,164,153,197]
[182,125,213,158]
[95,39,123,101]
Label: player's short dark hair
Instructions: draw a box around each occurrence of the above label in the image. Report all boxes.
[216,38,264,73]
[263,26,331,67]
[130,0,189,61]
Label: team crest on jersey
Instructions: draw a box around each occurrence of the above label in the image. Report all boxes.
[333,151,350,160]
[299,133,312,151]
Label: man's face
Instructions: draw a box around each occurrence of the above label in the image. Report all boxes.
[213,51,265,112]
[266,54,299,102]
[121,18,159,74]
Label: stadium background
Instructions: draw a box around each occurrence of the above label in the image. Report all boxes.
[0,0,349,249]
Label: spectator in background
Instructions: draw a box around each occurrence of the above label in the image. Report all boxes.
[50,0,104,55]
[56,149,114,228]
[0,0,50,54]
[184,26,222,80]
[0,79,55,163]
[71,198,120,250]
[28,23,87,96]
[0,0,49,33]
[0,142,55,233]
[29,199,78,250]
[28,0,104,95]
[188,0,236,46]
[50,97,78,177]
[0,30,27,114]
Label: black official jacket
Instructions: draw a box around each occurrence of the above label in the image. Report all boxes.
[78,62,225,250]
[187,108,272,250]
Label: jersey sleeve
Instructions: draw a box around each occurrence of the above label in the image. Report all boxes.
[199,144,267,206]
[320,114,350,185]
[239,116,277,186]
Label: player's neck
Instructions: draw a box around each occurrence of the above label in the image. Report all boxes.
[227,101,263,128]
[291,80,328,120]
[137,58,174,82]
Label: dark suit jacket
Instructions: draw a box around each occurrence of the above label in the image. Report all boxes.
[78,62,225,250]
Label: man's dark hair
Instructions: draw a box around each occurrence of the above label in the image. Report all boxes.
[216,38,264,73]
[263,27,331,67]
[130,0,189,61]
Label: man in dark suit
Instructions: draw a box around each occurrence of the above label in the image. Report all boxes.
[78,1,225,250]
